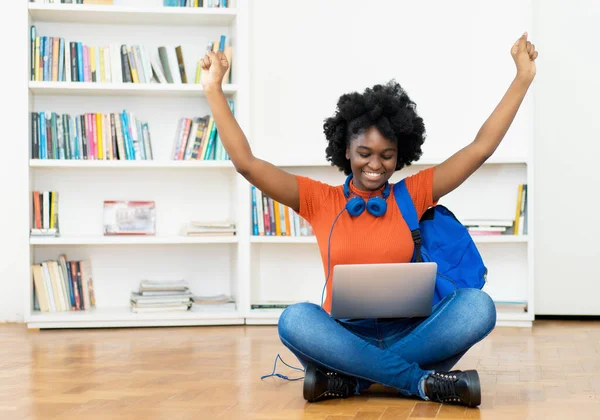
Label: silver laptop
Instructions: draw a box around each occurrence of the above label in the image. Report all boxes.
[330,262,437,319]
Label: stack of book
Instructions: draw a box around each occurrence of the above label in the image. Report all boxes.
[130,280,192,313]
[495,300,527,313]
[180,220,236,237]
[190,294,236,312]
[462,219,514,236]
[251,301,298,312]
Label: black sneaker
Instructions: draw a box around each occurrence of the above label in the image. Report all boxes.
[303,363,357,402]
[424,370,481,407]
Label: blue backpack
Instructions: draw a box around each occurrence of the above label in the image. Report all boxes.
[393,180,487,305]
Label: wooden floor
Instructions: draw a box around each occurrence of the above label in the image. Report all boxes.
[1,320,600,420]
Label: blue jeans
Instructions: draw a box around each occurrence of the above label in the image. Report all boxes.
[277,288,496,399]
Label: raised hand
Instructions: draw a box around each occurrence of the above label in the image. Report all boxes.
[511,32,538,82]
[200,50,229,90]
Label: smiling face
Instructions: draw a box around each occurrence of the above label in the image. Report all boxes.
[345,126,398,191]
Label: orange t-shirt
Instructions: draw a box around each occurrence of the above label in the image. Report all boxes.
[295,167,437,313]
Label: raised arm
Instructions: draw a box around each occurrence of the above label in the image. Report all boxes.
[432,32,538,202]
[200,51,300,212]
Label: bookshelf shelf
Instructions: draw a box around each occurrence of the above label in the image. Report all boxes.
[30,236,238,246]
[29,159,234,169]
[243,307,532,327]
[473,235,528,243]
[28,4,238,26]
[249,235,528,244]
[273,157,528,168]
[250,236,317,244]
[28,82,238,97]
[26,306,243,329]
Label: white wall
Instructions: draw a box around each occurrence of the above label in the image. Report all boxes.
[533,0,600,315]
[0,1,29,322]
[249,0,533,165]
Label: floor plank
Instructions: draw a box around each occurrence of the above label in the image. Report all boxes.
[1,320,599,419]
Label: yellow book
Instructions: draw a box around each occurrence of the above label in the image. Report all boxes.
[99,47,106,83]
[90,46,96,81]
[96,113,104,159]
[195,59,201,84]
[52,37,59,81]
[273,201,282,236]
[49,191,55,229]
[513,184,523,235]
[35,36,41,81]
[284,206,291,236]
[32,264,50,312]
[198,117,214,160]
[127,46,139,83]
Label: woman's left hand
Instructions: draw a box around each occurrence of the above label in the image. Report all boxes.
[511,32,538,82]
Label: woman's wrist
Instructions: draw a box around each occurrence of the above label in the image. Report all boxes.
[203,83,224,95]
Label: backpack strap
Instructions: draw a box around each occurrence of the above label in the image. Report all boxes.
[393,180,424,262]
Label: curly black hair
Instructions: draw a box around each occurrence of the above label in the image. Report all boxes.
[323,80,426,175]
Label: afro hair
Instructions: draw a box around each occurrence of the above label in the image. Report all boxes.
[323,80,426,175]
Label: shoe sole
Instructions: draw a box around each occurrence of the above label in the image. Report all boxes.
[303,364,317,402]
[464,370,481,407]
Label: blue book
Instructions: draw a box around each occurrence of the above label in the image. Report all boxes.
[39,112,46,159]
[51,113,58,159]
[42,36,48,81]
[58,38,64,82]
[121,111,135,160]
[77,42,84,82]
[251,186,258,235]
[72,116,80,159]
[65,259,75,308]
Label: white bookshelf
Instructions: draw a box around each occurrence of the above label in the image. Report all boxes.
[30,235,239,245]
[247,163,534,328]
[28,3,237,26]
[25,0,250,329]
[30,159,234,169]
[29,81,238,97]
[27,306,244,329]
[249,235,529,245]
[25,1,534,329]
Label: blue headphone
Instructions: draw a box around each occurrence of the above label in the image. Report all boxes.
[321,173,391,307]
[343,173,391,217]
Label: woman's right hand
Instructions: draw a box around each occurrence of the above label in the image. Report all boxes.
[200,50,229,90]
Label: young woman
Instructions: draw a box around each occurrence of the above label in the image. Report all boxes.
[200,32,538,407]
